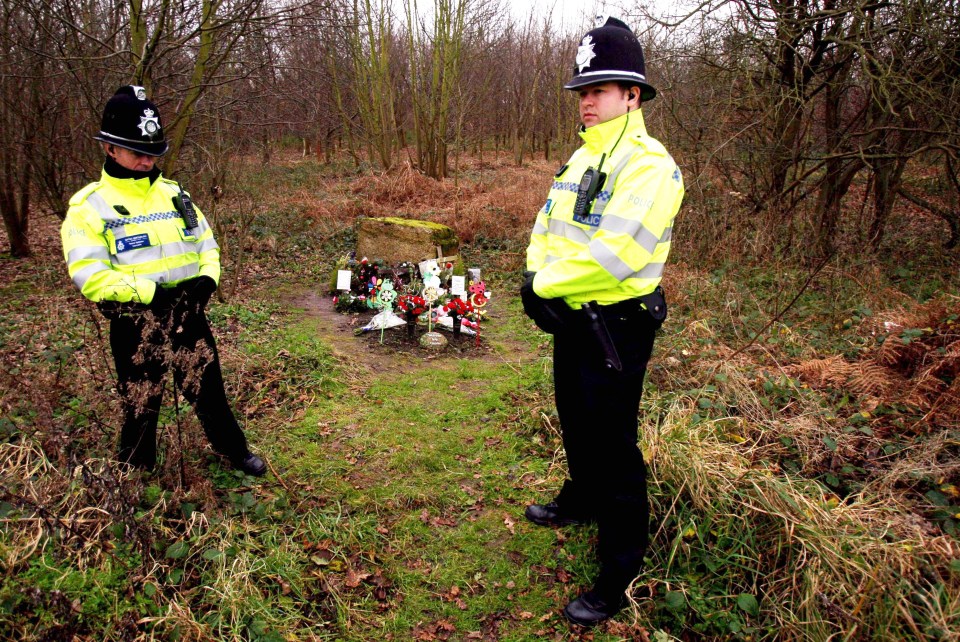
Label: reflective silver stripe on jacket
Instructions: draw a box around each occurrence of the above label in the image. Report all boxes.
[86,192,115,221]
[67,246,111,265]
[590,242,635,281]
[589,241,666,282]
[636,262,666,279]
[548,218,591,245]
[71,262,111,290]
[194,218,213,236]
[196,237,219,253]
[87,192,183,233]
[141,263,200,284]
[532,220,548,236]
[591,151,635,216]
[597,214,660,254]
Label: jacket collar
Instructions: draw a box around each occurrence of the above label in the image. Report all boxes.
[100,165,162,198]
[578,109,648,153]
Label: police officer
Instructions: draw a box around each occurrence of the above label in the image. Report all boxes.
[61,85,266,477]
[520,17,684,625]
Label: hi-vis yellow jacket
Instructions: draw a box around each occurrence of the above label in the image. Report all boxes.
[60,170,220,305]
[526,110,684,308]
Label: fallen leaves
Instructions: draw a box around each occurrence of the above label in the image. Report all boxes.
[420,508,458,528]
[412,618,456,641]
[303,538,393,602]
[443,585,468,610]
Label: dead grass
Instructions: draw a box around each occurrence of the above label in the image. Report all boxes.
[642,325,960,639]
[346,157,549,245]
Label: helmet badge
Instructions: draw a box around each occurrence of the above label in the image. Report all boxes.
[131,85,148,100]
[138,108,161,139]
[575,35,596,72]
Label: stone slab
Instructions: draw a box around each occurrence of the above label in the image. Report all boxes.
[356,216,459,264]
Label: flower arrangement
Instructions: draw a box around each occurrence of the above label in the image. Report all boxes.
[333,291,369,313]
[397,294,427,316]
[443,297,473,317]
[443,296,473,338]
[331,255,488,345]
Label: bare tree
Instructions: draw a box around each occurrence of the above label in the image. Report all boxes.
[655,0,960,257]
[404,0,489,178]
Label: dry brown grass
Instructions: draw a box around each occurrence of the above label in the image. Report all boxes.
[641,330,960,640]
[345,156,550,245]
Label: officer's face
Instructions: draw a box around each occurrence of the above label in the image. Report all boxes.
[578,82,638,128]
[107,145,157,172]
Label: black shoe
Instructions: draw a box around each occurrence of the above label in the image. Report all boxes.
[563,590,625,626]
[234,453,267,477]
[524,502,584,527]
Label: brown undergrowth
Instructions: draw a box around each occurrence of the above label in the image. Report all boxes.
[347,156,546,245]
[788,296,960,427]
[638,266,960,639]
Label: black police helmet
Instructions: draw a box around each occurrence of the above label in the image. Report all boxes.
[565,16,657,101]
[93,85,168,156]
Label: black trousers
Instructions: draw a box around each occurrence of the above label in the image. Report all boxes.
[110,308,248,470]
[552,300,660,600]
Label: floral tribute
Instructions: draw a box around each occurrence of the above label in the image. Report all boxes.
[443,296,474,338]
[330,253,491,345]
[397,294,427,316]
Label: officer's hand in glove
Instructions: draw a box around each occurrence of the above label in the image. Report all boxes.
[186,276,217,310]
[97,300,147,320]
[149,285,176,316]
[520,272,541,321]
[520,272,567,334]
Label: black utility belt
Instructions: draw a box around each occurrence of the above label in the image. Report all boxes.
[577,287,667,372]
[585,286,666,320]
[589,298,645,315]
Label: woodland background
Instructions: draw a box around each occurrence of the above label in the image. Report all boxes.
[2,0,960,640]
[2,0,958,258]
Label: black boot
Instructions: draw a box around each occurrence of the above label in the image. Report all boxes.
[232,453,267,477]
[524,502,587,527]
[563,589,625,626]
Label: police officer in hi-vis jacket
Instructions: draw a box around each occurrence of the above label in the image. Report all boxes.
[521,16,684,625]
[61,85,266,477]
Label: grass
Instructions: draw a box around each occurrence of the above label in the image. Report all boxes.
[1,149,959,640]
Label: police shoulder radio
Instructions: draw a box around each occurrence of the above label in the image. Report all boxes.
[572,153,607,219]
[172,183,199,229]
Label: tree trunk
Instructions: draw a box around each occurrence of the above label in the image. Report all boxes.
[0,154,30,257]
[164,0,216,174]
[868,154,907,249]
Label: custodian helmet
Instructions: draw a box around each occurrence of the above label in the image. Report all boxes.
[93,85,168,156]
[564,16,657,101]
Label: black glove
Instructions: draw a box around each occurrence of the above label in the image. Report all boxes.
[520,272,569,334]
[185,276,217,310]
[97,300,147,320]
[149,285,176,315]
[520,272,541,320]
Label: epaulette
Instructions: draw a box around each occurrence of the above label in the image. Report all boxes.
[629,133,668,158]
[68,181,103,207]
[158,177,190,197]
